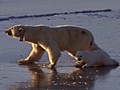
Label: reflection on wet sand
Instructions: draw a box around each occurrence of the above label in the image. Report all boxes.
[10,65,118,90]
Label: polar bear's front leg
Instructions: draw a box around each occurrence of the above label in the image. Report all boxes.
[45,41,61,68]
[67,51,86,67]
[75,60,86,67]
[18,44,45,65]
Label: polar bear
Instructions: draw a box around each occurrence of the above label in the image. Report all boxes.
[76,49,119,68]
[5,25,99,68]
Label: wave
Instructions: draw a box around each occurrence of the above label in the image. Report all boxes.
[0,9,112,22]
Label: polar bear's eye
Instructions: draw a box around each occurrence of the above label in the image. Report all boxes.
[18,28,23,32]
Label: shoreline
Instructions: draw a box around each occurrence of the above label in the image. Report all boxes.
[0,9,112,21]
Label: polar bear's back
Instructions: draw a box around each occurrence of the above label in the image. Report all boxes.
[39,25,95,51]
[88,49,111,62]
[59,26,94,51]
[53,25,95,51]
[23,25,96,51]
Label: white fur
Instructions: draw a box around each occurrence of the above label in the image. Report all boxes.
[76,49,119,68]
[5,25,100,68]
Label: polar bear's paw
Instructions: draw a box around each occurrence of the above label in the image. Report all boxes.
[75,61,86,68]
[82,63,94,68]
[18,60,35,65]
[47,64,55,69]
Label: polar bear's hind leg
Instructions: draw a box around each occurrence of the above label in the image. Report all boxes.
[104,59,119,66]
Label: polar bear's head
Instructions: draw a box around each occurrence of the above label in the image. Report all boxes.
[5,25,25,41]
[76,51,88,61]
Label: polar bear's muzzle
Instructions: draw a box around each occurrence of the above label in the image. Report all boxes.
[77,56,82,61]
[78,58,81,61]
[5,28,25,42]
[5,30,12,36]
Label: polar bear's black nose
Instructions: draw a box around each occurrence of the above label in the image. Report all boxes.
[5,30,12,36]
[77,56,82,61]
[78,58,81,61]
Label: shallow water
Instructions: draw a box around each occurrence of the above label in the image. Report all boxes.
[0,64,120,90]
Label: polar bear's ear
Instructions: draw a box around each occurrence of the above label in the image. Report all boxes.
[18,28,25,41]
